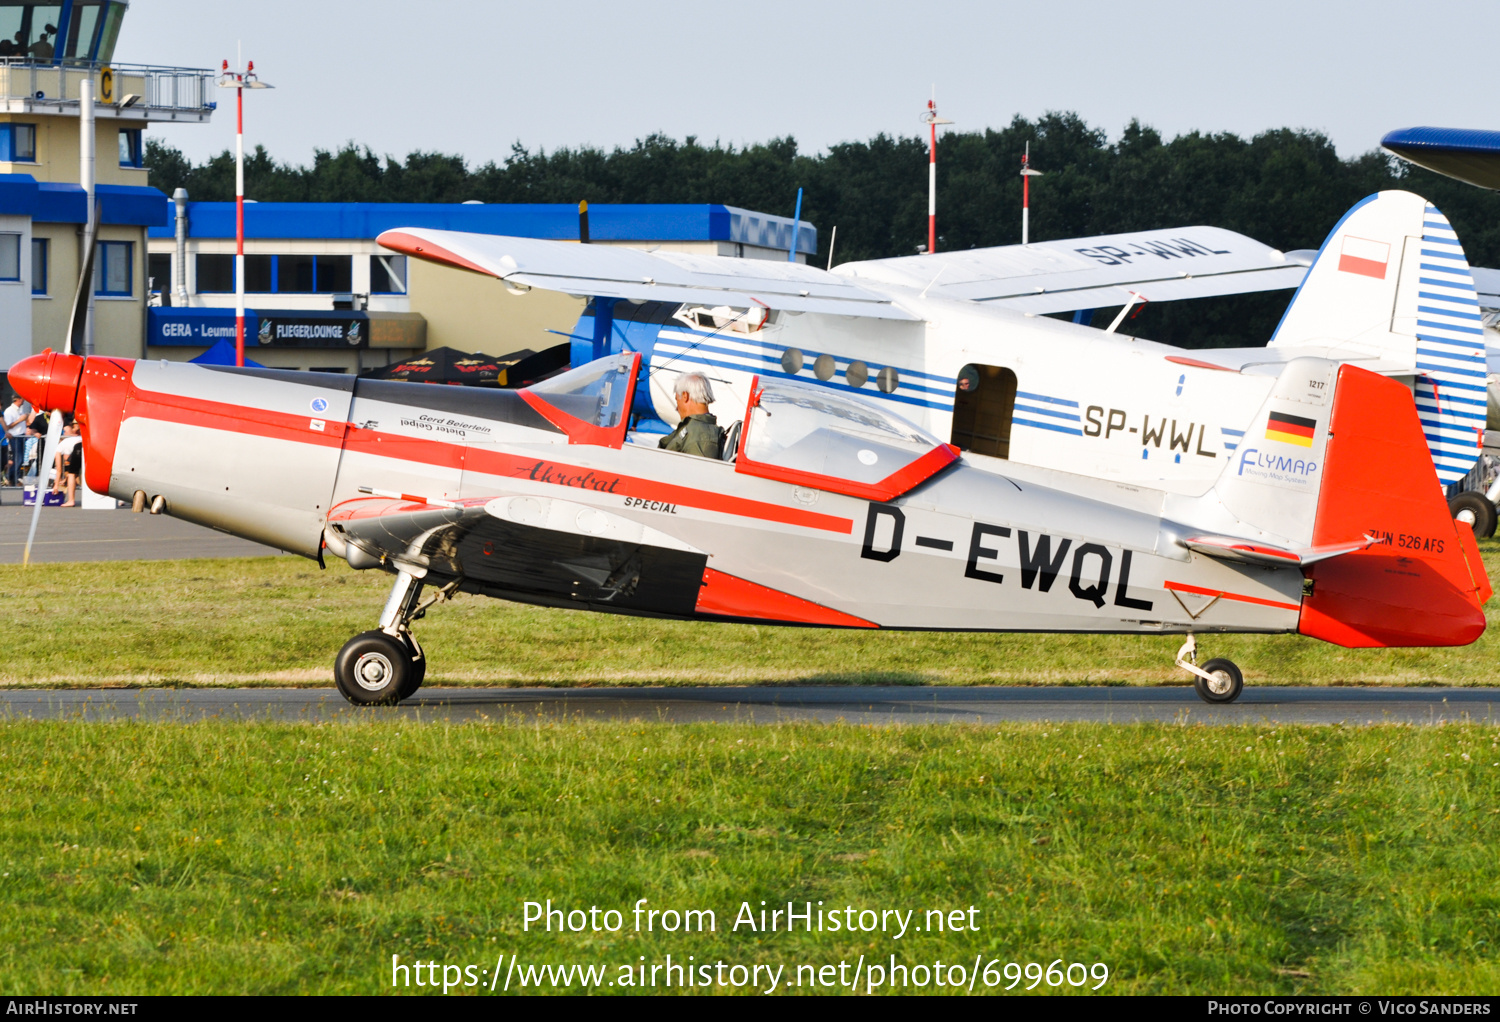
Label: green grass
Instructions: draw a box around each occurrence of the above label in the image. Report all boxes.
[0,543,1498,688]
[1,720,1498,995]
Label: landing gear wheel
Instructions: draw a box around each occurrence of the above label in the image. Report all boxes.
[1448,491,1497,538]
[334,630,412,706]
[397,633,426,700]
[1193,658,1244,704]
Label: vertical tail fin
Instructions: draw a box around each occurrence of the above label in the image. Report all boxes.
[1298,364,1487,647]
[1213,356,1341,549]
[1208,358,1487,647]
[1270,190,1486,484]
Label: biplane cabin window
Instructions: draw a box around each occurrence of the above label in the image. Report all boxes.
[518,352,640,447]
[950,363,1017,459]
[736,378,957,500]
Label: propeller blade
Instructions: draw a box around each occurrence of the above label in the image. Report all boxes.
[65,200,100,356]
[24,197,100,564]
[21,411,62,567]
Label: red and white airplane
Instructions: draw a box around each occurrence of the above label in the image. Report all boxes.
[7,331,1490,704]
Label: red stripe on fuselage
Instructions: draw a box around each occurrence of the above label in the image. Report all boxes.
[1164,579,1300,612]
[125,388,348,450]
[123,387,854,534]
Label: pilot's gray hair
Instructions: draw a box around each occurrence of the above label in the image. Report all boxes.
[675,371,715,405]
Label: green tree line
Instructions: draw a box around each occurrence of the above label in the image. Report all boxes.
[145,114,1500,347]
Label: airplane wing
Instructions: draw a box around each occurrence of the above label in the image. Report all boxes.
[1469,266,1500,311]
[375,228,920,321]
[324,492,710,616]
[833,227,1309,314]
[379,224,1308,322]
[1383,127,1500,191]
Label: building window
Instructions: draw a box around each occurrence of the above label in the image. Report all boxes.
[244,254,272,292]
[194,252,355,294]
[316,254,351,293]
[0,234,18,281]
[195,253,233,293]
[31,238,46,294]
[278,254,315,293]
[147,252,170,294]
[371,254,407,294]
[118,128,143,168]
[94,240,132,296]
[0,124,37,162]
[63,2,103,61]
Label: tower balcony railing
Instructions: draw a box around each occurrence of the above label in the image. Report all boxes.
[0,59,216,118]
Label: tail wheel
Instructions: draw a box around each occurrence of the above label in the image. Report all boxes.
[1448,491,1497,539]
[334,630,412,706]
[1194,658,1244,704]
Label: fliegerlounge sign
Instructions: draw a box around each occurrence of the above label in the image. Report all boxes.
[149,309,370,348]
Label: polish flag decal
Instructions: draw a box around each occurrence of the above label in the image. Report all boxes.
[1337,236,1390,279]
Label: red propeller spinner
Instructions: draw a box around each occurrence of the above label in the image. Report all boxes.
[9,349,84,413]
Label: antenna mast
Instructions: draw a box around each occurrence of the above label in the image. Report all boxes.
[919,90,953,255]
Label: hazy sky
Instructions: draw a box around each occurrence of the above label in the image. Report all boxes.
[121,0,1500,170]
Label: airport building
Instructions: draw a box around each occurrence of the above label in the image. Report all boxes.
[0,0,819,380]
[143,201,816,373]
[0,0,213,374]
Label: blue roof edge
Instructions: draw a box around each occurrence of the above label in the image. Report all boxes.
[0,177,168,226]
[145,201,817,252]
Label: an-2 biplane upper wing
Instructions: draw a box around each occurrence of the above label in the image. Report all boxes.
[377,224,1309,321]
[833,227,1309,314]
[375,228,919,320]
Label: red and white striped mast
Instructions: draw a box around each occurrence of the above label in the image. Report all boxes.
[216,57,273,367]
[920,92,953,254]
[1020,140,1043,245]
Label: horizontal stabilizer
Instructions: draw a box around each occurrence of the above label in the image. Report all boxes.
[1183,535,1376,568]
[1299,364,1488,647]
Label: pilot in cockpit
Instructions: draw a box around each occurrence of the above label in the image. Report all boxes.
[657,372,725,459]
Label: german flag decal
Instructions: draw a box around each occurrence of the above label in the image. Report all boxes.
[1265,410,1316,448]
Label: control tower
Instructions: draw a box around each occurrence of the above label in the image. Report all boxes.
[0,0,215,368]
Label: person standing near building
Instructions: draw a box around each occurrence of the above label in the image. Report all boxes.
[50,420,82,507]
[3,395,31,485]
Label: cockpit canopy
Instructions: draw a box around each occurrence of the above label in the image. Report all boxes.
[521,354,958,499]
[518,352,638,447]
[736,378,958,501]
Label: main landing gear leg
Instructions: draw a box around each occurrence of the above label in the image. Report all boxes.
[1175,634,1244,704]
[334,569,428,706]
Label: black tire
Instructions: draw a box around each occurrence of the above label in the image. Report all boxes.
[1194,658,1244,704]
[334,630,412,706]
[1448,491,1497,539]
[398,633,426,700]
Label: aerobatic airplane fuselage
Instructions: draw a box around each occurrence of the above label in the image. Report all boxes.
[6,346,1489,707]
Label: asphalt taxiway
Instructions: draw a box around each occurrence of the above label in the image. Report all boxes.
[1,685,1495,725]
[0,493,282,563]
